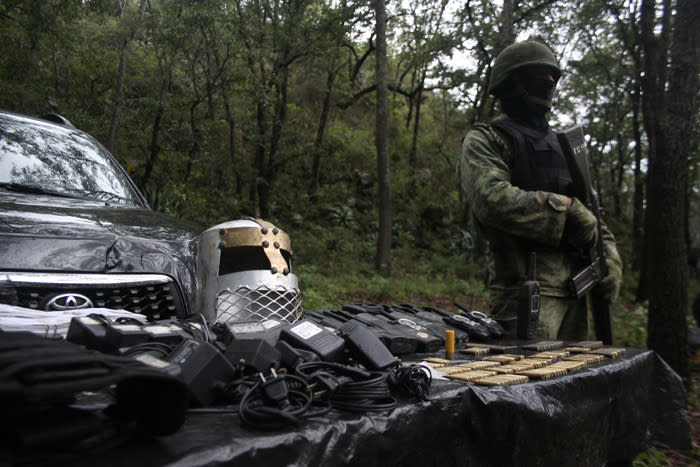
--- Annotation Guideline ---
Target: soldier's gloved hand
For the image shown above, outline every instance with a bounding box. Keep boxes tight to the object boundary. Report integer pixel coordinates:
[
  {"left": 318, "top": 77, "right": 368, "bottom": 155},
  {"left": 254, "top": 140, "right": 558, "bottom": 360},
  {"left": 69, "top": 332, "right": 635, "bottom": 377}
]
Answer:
[
  {"left": 564, "top": 198, "right": 598, "bottom": 250},
  {"left": 596, "top": 256, "right": 622, "bottom": 303}
]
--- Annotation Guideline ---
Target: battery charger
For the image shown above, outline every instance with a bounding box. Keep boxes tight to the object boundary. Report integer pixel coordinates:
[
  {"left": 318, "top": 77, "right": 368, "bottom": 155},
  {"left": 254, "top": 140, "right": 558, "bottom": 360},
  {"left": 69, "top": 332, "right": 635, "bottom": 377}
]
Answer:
[
  {"left": 221, "top": 319, "right": 284, "bottom": 345},
  {"left": 166, "top": 339, "right": 237, "bottom": 407},
  {"left": 279, "top": 319, "right": 345, "bottom": 362},
  {"left": 105, "top": 323, "right": 150, "bottom": 350},
  {"left": 66, "top": 316, "right": 111, "bottom": 352},
  {"left": 275, "top": 339, "right": 320, "bottom": 370},
  {"left": 224, "top": 338, "right": 281, "bottom": 372},
  {"left": 339, "top": 320, "right": 396, "bottom": 370}
]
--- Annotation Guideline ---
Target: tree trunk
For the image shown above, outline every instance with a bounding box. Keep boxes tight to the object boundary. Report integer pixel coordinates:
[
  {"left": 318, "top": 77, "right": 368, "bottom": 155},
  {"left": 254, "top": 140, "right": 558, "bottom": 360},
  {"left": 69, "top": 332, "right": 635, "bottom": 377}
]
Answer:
[
  {"left": 254, "top": 100, "right": 267, "bottom": 218},
  {"left": 636, "top": 0, "right": 667, "bottom": 303},
  {"left": 311, "top": 68, "right": 336, "bottom": 192},
  {"left": 632, "top": 82, "right": 644, "bottom": 271},
  {"left": 613, "top": 133, "right": 624, "bottom": 217},
  {"left": 108, "top": 41, "right": 128, "bottom": 152},
  {"left": 500, "top": 0, "right": 514, "bottom": 46},
  {"left": 610, "top": 0, "right": 646, "bottom": 274},
  {"left": 374, "top": 0, "right": 392, "bottom": 274},
  {"left": 139, "top": 105, "right": 163, "bottom": 188},
  {"left": 223, "top": 94, "right": 241, "bottom": 194},
  {"left": 642, "top": 0, "right": 700, "bottom": 380},
  {"left": 256, "top": 65, "right": 290, "bottom": 218},
  {"left": 408, "top": 71, "right": 425, "bottom": 166},
  {"left": 107, "top": 0, "right": 148, "bottom": 152}
]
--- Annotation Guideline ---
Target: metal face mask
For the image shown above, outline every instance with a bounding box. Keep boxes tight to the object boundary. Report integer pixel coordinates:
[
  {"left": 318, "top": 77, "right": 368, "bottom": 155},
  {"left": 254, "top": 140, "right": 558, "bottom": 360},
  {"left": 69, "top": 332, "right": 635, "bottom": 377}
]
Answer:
[{"left": 197, "top": 218, "right": 302, "bottom": 325}]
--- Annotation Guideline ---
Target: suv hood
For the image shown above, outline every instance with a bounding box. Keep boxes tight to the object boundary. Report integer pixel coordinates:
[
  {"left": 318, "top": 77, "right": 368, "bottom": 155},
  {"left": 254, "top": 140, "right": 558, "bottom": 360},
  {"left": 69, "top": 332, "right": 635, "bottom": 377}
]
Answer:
[{"left": 0, "top": 193, "right": 202, "bottom": 309}]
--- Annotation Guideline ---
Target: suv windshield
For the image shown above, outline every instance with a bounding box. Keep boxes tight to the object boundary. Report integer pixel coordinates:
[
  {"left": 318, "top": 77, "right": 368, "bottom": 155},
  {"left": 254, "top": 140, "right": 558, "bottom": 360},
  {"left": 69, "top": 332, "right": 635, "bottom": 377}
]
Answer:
[{"left": 0, "top": 113, "right": 139, "bottom": 205}]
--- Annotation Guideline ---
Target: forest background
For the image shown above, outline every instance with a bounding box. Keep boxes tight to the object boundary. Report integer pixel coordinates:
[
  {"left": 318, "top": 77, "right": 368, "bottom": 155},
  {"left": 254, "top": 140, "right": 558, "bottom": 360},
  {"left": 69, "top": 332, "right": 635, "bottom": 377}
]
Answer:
[{"left": 1, "top": 0, "right": 700, "bottom": 397}]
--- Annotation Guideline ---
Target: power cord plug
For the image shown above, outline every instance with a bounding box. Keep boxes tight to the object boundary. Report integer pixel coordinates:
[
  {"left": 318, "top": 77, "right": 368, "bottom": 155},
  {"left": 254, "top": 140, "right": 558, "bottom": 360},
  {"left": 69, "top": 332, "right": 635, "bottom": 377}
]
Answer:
[
  {"left": 260, "top": 369, "right": 290, "bottom": 410},
  {"left": 307, "top": 370, "right": 351, "bottom": 395}
]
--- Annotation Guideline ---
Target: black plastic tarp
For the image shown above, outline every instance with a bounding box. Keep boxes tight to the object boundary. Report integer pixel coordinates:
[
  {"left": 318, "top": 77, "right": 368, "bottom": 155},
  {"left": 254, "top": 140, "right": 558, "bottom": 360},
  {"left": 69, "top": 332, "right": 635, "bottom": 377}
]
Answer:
[{"left": 55, "top": 348, "right": 690, "bottom": 467}]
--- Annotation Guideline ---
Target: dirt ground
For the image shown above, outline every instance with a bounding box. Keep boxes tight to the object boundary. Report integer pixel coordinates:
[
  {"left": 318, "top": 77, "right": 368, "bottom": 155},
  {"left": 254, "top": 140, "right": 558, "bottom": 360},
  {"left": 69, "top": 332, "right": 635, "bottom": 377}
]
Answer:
[{"left": 649, "top": 408, "right": 700, "bottom": 466}]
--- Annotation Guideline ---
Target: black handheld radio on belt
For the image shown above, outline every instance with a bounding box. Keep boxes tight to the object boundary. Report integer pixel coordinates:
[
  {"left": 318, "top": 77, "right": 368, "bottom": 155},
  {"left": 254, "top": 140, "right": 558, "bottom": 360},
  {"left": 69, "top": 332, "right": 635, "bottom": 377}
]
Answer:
[{"left": 517, "top": 252, "right": 540, "bottom": 340}]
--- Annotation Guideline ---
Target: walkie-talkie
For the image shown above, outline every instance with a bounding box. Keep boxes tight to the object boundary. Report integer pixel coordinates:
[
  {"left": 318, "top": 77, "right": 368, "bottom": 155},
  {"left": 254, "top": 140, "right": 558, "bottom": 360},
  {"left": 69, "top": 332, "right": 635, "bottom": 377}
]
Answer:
[{"left": 517, "top": 252, "right": 541, "bottom": 340}]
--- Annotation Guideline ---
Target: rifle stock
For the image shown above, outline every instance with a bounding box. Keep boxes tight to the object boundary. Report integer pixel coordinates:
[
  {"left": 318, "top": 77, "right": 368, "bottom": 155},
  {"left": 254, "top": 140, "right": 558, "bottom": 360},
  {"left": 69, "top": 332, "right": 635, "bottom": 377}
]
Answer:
[{"left": 558, "top": 126, "right": 614, "bottom": 345}]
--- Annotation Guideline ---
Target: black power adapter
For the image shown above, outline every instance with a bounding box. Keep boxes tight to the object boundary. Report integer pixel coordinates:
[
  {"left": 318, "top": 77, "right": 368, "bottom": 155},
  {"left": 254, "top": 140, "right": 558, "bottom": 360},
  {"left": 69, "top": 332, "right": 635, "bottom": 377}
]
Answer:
[
  {"left": 224, "top": 338, "right": 282, "bottom": 373},
  {"left": 279, "top": 319, "right": 345, "bottom": 362},
  {"left": 339, "top": 320, "right": 396, "bottom": 370},
  {"left": 66, "top": 316, "right": 111, "bottom": 351},
  {"left": 275, "top": 340, "right": 320, "bottom": 370},
  {"left": 143, "top": 323, "right": 188, "bottom": 345},
  {"left": 166, "top": 339, "right": 237, "bottom": 407},
  {"left": 105, "top": 322, "right": 151, "bottom": 350},
  {"left": 221, "top": 319, "right": 284, "bottom": 345}
]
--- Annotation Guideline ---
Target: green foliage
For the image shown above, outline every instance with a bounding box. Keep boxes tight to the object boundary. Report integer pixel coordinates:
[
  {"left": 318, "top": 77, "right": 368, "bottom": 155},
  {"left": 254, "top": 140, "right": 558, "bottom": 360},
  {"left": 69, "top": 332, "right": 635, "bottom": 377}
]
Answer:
[
  {"left": 632, "top": 447, "right": 673, "bottom": 467},
  {"left": 613, "top": 302, "right": 648, "bottom": 349},
  {"left": 294, "top": 217, "right": 487, "bottom": 311}
]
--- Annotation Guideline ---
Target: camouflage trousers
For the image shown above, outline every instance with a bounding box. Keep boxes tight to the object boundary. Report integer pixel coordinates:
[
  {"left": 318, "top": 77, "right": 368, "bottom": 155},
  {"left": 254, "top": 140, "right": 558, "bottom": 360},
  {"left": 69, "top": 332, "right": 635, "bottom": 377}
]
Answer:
[{"left": 489, "top": 292, "right": 589, "bottom": 341}]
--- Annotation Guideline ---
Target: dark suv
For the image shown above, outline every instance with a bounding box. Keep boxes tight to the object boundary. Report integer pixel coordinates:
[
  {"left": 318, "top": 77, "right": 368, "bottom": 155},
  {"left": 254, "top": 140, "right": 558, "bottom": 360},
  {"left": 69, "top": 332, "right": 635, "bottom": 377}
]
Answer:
[{"left": 0, "top": 110, "right": 202, "bottom": 320}]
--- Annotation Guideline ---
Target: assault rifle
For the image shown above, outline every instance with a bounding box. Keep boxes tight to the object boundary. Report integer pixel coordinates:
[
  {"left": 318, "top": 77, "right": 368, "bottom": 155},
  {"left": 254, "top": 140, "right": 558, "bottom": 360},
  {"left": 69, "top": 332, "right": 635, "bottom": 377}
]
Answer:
[{"left": 558, "top": 125, "right": 613, "bottom": 344}]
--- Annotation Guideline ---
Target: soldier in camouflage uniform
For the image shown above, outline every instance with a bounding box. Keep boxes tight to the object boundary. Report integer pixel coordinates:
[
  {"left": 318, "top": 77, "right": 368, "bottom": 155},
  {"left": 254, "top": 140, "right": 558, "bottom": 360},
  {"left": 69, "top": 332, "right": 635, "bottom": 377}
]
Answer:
[{"left": 458, "top": 40, "right": 623, "bottom": 340}]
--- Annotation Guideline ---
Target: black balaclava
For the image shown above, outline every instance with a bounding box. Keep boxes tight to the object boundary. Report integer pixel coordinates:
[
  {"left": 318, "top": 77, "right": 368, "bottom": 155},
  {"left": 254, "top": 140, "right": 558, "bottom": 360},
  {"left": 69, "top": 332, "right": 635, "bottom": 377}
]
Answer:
[{"left": 500, "top": 66, "right": 557, "bottom": 131}]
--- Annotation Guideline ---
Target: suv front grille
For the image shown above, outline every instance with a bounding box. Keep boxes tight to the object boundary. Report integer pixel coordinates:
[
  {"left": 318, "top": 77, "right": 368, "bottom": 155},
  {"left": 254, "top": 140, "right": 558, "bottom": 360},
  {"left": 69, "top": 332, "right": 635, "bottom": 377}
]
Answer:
[{"left": 0, "top": 272, "right": 186, "bottom": 321}]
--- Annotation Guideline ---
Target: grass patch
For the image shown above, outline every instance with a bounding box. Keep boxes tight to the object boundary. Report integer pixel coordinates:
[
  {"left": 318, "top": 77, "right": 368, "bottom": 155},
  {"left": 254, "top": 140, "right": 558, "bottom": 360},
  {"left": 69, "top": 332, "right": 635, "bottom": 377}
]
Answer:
[
  {"left": 296, "top": 245, "right": 488, "bottom": 311},
  {"left": 293, "top": 226, "right": 488, "bottom": 311}
]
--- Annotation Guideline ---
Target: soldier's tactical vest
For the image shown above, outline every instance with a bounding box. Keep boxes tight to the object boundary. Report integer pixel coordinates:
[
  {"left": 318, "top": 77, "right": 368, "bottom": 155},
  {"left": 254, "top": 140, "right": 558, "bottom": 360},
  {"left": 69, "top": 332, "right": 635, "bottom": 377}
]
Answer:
[{"left": 491, "top": 118, "right": 575, "bottom": 197}]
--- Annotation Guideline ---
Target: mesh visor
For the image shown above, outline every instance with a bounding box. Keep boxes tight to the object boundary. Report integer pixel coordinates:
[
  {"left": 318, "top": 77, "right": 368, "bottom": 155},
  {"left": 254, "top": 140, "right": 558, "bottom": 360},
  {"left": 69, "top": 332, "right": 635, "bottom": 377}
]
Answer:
[
  {"left": 216, "top": 271, "right": 302, "bottom": 324},
  {"left": 198, "top": 218, "right": 302, "bottom": 325}
]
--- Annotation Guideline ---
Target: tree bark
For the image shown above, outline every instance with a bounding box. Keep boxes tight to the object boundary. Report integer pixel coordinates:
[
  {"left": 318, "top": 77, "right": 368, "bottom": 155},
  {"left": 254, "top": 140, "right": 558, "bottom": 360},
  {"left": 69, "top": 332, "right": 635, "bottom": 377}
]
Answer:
[
  {"left": 107, "top": 0, "right": 148, "bottom": 152},
  {"left": 500, "top": 0, "right": 514, "bottom": 46},
  {"left": 632, "top": 81, "right": 644, "bottom": 271},
  {"left": 374, "top": 0, "right": 392, "bottom": 274},
  {"left": 636, "top": 0, "right": 666, "bottom": 302},
  {"left": 408, "top": 70, "right": 425, "bottom": 166},
  {"left": 311, "top": 68, "right": 336, "bottom": 192},
  {"left": 139, "top": 105, "right": 163, "bottom": 188},
  {"left": 642, "top": 0, "right": 700, "bottom": 379}
]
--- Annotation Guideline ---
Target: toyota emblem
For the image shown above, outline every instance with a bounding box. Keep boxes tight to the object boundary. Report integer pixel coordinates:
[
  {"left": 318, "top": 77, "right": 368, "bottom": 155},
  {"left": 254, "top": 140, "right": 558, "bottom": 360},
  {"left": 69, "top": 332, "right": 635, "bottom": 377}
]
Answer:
[{"left": 46, "top": 293, "right": 94, "bottom": 311}]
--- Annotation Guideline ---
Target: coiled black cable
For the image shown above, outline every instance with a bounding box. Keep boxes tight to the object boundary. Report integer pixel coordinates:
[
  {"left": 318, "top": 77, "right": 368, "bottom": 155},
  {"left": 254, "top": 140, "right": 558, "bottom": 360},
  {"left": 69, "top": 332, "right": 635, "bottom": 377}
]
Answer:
[
  {"left": 295, "top": 361, "right": 397, "bottom": 413},
  {"left": 238, "top": 370, "right": 332, "bottom": 429},
  {"left": 390, "top": 364, "right": 432, "bottom": 401}
]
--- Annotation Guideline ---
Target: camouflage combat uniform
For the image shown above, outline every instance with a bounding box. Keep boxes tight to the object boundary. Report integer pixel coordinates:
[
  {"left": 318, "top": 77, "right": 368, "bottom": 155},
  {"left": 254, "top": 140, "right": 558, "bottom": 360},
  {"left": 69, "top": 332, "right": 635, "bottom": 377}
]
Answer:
[{"left": 458, "top": 119, "right": 623, "bottom": 340}]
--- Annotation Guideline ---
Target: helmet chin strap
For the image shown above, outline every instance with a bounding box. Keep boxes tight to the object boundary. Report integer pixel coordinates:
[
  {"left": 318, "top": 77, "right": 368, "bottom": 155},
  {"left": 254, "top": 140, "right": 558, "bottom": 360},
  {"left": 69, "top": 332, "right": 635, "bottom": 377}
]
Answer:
[
  {"left": 512, "top": 80, "right": 554, "bottom": 114},
  {"left": 524, "top": 94, "right": 553, "bottom": 110}
]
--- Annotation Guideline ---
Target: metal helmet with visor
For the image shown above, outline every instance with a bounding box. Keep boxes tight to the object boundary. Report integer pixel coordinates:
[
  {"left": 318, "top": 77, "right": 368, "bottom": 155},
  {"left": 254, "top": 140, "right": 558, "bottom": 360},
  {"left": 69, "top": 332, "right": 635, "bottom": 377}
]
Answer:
[{"left": 197, "top": 218, "right": 302, "bottom": 325}]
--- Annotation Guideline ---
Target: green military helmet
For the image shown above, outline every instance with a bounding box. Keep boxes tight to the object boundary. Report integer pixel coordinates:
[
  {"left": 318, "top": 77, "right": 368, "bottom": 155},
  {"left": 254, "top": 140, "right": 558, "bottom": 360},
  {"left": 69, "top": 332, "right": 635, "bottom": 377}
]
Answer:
[{"left": 488, "top": 40, "right": 561, "bottom": 97}]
